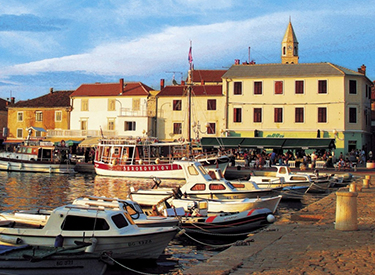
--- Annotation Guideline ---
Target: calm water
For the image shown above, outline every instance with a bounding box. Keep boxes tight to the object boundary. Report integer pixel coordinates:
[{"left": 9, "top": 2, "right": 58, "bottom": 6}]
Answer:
[{"left": 0, "top": 171, "right": 338, "bottom": 274}]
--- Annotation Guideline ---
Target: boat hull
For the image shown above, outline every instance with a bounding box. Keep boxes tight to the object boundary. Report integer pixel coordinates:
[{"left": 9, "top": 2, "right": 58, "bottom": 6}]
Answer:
[
  {"left": 0, "top": 245, "right": 109, "bottom": 275},
  {"left": 180, "top": 208, "right": 274, "bottom": 236},
  {"left": 0, "top": 228, "right": 177, "bottom": 260},
  {"left": 0, "top": 158, "right": 76, "bottom": 174}
]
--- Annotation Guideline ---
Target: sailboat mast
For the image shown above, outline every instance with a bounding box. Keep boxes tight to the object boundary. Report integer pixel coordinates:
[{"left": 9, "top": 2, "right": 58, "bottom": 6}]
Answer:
[{"left": 187, "top": 41, "right": 193, "bottom": 142}]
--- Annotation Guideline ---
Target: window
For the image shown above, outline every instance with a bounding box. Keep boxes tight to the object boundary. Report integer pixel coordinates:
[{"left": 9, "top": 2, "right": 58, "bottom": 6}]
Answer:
[
  {"left": 209, "top": 184, "right": 226, "bottom": 190},
  {"left": 35, "top": 131, "right": 42, "bottom": 137},
  {"left": 295, "top": 107, "right": 304, "bottom": 123},
  {"left": 207, "top": 99, "right": 216, "bottom": 110},
  {"left": 318, "top": 107, "right": 327, "bottom": 123},
  {"left": 207, "top": 123, "right": 216, "bottom": 134},
  {"left": 173, "top": 100, "right": 182, "bottom": 111},
  {"left": 108, "top": 118, "right": 115, "bottom": 131},
  {"left": 254, "top": 81, "right": 262, "bottom": 95},
  {"left": 318, "top": 80, "right": 327, "bottom": 94},
  {"left": 61, "top": 215, "right": 109, "bottom": 231},
  {"left": 295, "top": 80, "right": 304, "bottom": 94},
  {"left": 173, "top": 123, "right": 182, "bottom": 134},
  {"left": 111, "top": 214, "right": 129, "bottom": 229},
  {"left": 81, "top": 120, "right": 87, "bottom": 130},
  {"left": 36, "top": 111, "right": 43, "bottom": 122},
  {"left": 275, "top": 81, "right": 283, "bottom": 94},
  {"left": 108, "top": 99, "right": 116, "bottom": 111},
  {"left": 17, "top": 112, "right": 23, "bottom": 122},
  {"left": 274, "top": 108, "right": 283, "bottom": 123},
  {"left": 254, "top": 108, "right": 262, "bottom": 123},
  {"left": 125, "top": 121, "right": 136, "bottom": 131},
  {"left": 349, "top": 80, "right": 357, "bottom": 94},
  {"left": 81, "top": 99, "right": 89, "bottom": 111},
  {"left": 233, "top": 108, "right": 242, "bottom": 123},
  {"left": 55, "top": 111, "right": 62, "bottom": 122},
  {"left": 234, "top": 82, "right": 242, "bottom": 95},
  {"left": 191, "top": 184, "right": 205, "bottom": 191},
  {"left": 133, "top": 98, "right": 140, "bottom": 111},
  {"left": 349, "top": 107, "right": 357, "bottom": 123},
  {"left": 17, "top": 128, "right": 23, "bottom": 138}
]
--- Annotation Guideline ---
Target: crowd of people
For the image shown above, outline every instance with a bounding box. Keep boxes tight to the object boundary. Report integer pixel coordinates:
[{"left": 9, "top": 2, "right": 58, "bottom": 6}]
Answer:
[{"left": 229, "top": 147, "right": 372, "bottom": 171}]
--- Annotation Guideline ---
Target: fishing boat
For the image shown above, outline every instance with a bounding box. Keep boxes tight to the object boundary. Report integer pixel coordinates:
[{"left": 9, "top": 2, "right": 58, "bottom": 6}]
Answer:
[
  {"left": 130, "top": 160, "right": 280, "bottom": 205},
  {"left": 178, "top": 208, "right": 275, "bottom": 236},
  {"left": 0, "top": 202, "right": 177, "bottom": 260},
  {"left": 0, "top": 244, "right": 111, "bottom": 275},
  {"left": 0, "top": 127, "right": 75, "bottom": 174},
  {"left": 94, "top": 137, "right": 230, "bottom": 179}
]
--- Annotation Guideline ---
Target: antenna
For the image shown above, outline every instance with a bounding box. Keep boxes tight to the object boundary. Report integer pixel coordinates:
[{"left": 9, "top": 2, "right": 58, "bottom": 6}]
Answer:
[{"left": 165, "top": 71, "right": 183, "bottom": 84}]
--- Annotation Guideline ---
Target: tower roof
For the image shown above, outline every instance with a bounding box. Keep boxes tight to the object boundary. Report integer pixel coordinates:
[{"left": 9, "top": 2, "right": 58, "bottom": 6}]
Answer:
[{"left": 282, "top": 21, "right": 298, "bottom": 43}]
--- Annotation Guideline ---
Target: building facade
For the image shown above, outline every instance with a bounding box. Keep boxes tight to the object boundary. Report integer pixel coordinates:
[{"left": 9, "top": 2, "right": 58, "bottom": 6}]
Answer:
[
  {"left": 69, "top": 79, "right": 155, "bottom": 139},
  {"left": 222, "top": 21, "right": 372, "bottom": 155},
  {"left": 6, "top": 90, "right": 73, "bottom": 141}
]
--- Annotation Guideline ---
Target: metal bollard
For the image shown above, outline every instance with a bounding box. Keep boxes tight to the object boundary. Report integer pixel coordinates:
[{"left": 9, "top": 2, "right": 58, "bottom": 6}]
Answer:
[
  {"left": 363, "top": 178, "right": 369, "bottom": 189},
  {"left": 335, "top": 191, "right": 358, "bottom": 231},
  {"left": 349, "top": 182, "right": 356, "bottom": 192}
]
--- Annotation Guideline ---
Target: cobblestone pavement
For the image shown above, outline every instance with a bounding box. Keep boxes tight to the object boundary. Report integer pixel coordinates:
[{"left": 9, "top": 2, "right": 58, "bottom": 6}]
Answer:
[{"left": 183, "top": 174, "right": 375, "bottom": 275}]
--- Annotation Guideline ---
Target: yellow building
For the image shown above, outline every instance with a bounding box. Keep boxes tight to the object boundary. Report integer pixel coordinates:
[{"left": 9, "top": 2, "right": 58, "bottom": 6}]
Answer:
[
  {"left": 6, "top": 89, "right": 73, "bottom": 142},
  {"left": 156, "top": 70, "right": 227, "bottom": 141},
  {"left": 222, "top": 21, "right": 373, "bottom": 155}
]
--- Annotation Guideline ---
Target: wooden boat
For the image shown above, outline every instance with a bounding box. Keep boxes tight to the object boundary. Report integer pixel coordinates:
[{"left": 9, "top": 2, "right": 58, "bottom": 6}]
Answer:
[
  {"left": 0, "top": 202, "right": 177, "bottom": 260},
  {"left": 178, "top": 208, "right": 275, "bottom": 236},
  {"left": 0, "top": 140, "right": 75, "bottom": 174},
  {"left": 130, "top": 160, "right": 280, "bottom": 205},
  {"left": 94, "top": 137, "right": 230, "bottom": 179},
  {"left": 0, "top": 244, "right": 111, "bottom": 275}
]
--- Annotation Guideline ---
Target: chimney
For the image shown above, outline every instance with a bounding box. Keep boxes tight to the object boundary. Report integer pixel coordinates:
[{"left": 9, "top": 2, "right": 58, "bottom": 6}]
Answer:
[
  {"left": 235, "top": 59, "right": 240, "bottom": 65},
  {"left": 50, "top": 88, "right": 53, "bottom": 94},
  {"left": 358, "top": 64, "right": 366, "bottom": 75},
  {"left": 160, "top": 79, "right": 165, "bottom": 90},
  {"left": 181, "top": 80, "right": 185, "bottom": 85},
  {"left": 11, "top": 97, "right": 15, "bottom": 104},
  {"left": 201, "top": 79, "right": 204, "bottom": 85},
  {"left": 119, "top": 78, "right": 124, "bottom": 95}
]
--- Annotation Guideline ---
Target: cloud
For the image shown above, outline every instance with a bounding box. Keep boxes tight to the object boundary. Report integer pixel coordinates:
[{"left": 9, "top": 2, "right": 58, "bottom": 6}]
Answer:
[{"left": 0, "top": 14, "right": 67, "bottom": 32}]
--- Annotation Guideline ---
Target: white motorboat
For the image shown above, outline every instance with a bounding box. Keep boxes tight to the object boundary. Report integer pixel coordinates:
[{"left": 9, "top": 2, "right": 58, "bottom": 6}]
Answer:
[
  {"left": 0, "top": 244, "right": 111, "bottom": 275},
  {"left": 0, "top": 202, "right": 177, "bottom": 260},
  {"left": 130, "top": 160, "right": 280, "bottom": 205},
  {"left": 167, "top": 195, "right": 282, "bottom": 214}
]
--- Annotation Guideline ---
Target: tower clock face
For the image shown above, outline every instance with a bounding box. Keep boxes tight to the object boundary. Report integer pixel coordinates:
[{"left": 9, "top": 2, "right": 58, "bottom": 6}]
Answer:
[{"left": 288, "top": 45, "right": 293, "bottom": 50}]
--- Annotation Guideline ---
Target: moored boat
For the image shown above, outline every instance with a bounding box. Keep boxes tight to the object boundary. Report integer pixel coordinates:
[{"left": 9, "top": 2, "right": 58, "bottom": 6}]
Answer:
[
  {"left": 94, "top": 137, "right": 230, "bottom": 179},
  {"left": 0, "top": 244, "right": 111, "bottom": 275},
  {"left": 0, "top": 202, "right": 177, "bottom": 260}
]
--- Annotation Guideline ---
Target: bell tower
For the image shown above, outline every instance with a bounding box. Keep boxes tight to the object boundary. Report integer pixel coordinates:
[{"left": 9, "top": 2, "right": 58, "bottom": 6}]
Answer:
[{"left": 281, "top": 19, "right": 299, "bottom": 64}]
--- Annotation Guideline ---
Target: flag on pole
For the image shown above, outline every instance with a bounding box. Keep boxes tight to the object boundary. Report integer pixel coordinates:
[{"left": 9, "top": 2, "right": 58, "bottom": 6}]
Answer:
[{"left": 188, "top": 41, "right": 193, "bottom": 70}]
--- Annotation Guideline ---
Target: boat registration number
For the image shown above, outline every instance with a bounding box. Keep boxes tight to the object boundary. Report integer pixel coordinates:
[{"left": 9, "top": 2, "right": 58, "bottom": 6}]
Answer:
[
  {"left": 56, "top": 260, "right": 74, "bottom": 266},
  {"left": 127, "top": 239, "right": 152, "bottom": 247}
]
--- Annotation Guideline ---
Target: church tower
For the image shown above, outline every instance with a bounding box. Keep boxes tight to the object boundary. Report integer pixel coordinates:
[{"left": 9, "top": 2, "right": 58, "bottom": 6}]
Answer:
[{"left": 281, "top": 19, "right": 299, "bottom": 64}]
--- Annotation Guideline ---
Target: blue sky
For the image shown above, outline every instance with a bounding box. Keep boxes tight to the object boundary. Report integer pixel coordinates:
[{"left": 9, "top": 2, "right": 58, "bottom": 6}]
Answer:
[{"left": 0, "top": 0, "right": 374, "bottom": 101}]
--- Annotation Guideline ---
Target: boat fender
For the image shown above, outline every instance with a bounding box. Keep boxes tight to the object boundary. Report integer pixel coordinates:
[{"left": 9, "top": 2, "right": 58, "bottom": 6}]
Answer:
[
  {"left": 54, "top": 234, "right": 64, "bottom": 247},
  {"left": 85, "top": 237, "right": 98, "bottom": 253},
  {"left": 267, "top": 214, "right": 276, "bottom": 223},
  {"left": 0, "top": 234, "right": 22, "bottom": 244}
]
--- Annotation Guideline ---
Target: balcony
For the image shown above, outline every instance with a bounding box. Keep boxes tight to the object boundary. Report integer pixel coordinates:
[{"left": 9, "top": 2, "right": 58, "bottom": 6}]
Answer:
[{"left": 47, "top": 129, "right": 117, "bottom": 138}]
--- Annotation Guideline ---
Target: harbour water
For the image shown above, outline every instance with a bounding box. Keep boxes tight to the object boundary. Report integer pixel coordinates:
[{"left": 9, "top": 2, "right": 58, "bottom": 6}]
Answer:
[{"left": 0, "top": 171, "right": 338, "bottom": 274}]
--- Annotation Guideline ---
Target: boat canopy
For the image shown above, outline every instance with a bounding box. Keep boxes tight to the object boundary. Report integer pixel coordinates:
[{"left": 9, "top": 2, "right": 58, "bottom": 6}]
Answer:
[{"left": 201, "top": 137, "right": 336, "bottom": 150}]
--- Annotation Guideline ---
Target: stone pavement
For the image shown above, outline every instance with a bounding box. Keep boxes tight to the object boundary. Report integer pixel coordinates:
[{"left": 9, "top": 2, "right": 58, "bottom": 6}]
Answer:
[{"left": 183, "top": 174, "right": 375, "bottom": 275}]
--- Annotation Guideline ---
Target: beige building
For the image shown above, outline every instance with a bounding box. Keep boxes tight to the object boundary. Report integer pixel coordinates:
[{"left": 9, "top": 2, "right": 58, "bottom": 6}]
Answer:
[
  {"left": 221, "top": 21, "right": 372, "bottom": 155},
  {"left": 156, "top": 70, "right": 226, "bottom": 141}
]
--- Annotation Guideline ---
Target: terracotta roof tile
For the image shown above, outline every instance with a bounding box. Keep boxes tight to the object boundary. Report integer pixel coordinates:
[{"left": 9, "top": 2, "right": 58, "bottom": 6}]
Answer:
[
  {"left": 71, "top": 81, "right": 153, "bottom": 97},
  {"left": 158, "top": 85, "right": 222, "bottom": 96},
  {"left": 191, "top": 70, "right": 227, "bottom": 83},
  {"left": 10, "top": 90, "right": 73, "bottom": 108}
]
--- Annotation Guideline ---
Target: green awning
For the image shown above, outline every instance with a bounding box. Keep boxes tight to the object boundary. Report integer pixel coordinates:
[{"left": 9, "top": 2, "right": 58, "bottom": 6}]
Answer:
[
  {"left": 200, "top": 137, "right": 244, "bottom": 147},
  {"left": 240, "top": 138, "right": 285, "bottom": 148},
  {"left": 282, "top": 138, "right": 335, "bottom": 149},
  {"left": 201, "top": 137, "right": 335, "bottom": 150}
]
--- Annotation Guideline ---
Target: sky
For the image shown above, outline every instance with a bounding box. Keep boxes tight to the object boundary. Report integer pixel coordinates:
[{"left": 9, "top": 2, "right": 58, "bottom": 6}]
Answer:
[{"left": 0, "top": 0, "right": 374, "bottom": 101}]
